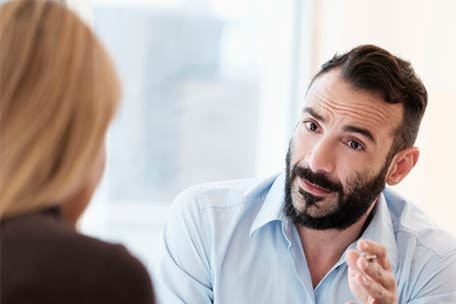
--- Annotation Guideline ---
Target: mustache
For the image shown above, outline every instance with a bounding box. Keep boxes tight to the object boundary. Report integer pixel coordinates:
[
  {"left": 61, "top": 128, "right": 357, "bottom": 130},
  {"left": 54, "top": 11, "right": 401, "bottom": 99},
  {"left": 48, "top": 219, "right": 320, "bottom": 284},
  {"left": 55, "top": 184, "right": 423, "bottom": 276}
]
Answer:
[{"left": 292, "top": 166, "right": 343, "bottom": 193}]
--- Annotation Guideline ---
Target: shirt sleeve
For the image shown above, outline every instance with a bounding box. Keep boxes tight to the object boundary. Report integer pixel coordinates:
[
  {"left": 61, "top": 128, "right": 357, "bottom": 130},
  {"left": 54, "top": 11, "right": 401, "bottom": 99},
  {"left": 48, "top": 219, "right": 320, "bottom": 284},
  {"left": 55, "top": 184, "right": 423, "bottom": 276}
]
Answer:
[
  {"left": 157, "top": 188, "right": 213, "bottom": 304},
  {"left": 407, "top": 249, "right": 456, "bottom": 304}
]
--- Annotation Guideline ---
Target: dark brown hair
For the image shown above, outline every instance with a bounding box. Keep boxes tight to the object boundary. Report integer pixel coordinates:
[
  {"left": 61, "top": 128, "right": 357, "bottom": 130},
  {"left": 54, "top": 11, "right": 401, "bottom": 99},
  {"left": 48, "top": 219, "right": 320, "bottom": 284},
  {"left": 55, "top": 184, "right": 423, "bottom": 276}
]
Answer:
[{"left": 311, "top": 44, "right": 427, "bottom": 154}]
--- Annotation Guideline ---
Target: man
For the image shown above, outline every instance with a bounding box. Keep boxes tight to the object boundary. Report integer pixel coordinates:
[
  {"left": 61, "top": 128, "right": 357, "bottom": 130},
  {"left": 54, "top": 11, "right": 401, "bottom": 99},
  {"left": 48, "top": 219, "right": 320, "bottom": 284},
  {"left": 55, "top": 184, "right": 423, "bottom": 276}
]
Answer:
[{"left": 157, "top": 45, "right": 456, "bottom": 303}]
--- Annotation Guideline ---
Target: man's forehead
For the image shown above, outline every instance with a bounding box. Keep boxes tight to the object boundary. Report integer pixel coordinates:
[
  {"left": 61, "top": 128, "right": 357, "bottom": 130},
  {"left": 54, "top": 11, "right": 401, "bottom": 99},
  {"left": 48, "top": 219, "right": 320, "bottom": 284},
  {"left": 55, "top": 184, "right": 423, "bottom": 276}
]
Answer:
[{"left": 303, "top": 70, "right": 404, "bottom": 135}]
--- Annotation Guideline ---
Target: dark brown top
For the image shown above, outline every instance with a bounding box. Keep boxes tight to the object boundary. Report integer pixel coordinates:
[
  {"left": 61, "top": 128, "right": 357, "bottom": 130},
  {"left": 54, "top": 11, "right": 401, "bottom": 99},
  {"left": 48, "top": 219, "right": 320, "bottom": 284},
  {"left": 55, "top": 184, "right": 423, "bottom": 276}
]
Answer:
[{"left": 0, "top": 207, "right": 155, "bottom": 304}]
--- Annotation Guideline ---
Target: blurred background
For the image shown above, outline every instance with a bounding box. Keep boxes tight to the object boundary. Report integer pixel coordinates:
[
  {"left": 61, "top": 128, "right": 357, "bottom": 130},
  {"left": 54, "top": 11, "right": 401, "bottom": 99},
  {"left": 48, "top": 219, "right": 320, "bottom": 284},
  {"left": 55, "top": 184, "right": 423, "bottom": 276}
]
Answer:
[{"left": 58, "top": 0, "right": 456, "bottom": 276}]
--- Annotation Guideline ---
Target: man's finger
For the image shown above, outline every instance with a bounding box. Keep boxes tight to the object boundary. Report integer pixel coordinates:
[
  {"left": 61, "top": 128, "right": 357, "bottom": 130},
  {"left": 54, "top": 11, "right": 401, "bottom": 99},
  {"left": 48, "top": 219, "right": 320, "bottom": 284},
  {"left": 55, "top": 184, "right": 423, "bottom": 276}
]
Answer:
[
  {"left": 357, "top": 240, "right": 392, "bottom": 271},
  {"left": 346, "top": 249, "right": 362, "bottom": 271},
  {"left": 355, "top": 272, "right": 395, "bottom": 304},
  {"left": 356, "top": 255, "right": 397, "bottom": 290}
]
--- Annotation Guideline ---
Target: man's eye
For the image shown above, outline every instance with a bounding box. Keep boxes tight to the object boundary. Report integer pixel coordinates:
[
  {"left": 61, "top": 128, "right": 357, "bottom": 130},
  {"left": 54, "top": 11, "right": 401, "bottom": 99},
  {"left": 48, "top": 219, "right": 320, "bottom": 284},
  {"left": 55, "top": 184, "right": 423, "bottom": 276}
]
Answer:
[
  {"left": 347, "top": 140, "right": 364, "bottom": 151},
  {"left": 304, "top": 121, "right": 318, "bottom": 132}
]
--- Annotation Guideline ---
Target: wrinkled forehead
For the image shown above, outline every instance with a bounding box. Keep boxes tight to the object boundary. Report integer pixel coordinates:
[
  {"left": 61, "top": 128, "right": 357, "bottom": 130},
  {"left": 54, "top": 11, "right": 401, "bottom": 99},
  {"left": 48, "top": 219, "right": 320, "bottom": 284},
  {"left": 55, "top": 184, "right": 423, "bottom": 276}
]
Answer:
[{"left": 304, "top": 69, "right": 404, "bottom": 137}]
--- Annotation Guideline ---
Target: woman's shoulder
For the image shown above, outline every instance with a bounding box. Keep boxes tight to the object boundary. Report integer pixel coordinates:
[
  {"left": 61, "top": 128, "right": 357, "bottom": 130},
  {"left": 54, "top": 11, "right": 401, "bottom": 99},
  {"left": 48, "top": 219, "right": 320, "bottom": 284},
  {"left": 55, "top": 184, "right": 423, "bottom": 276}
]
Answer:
[{"left": 1, "top": 209, "right": 155, "bottom": 304}]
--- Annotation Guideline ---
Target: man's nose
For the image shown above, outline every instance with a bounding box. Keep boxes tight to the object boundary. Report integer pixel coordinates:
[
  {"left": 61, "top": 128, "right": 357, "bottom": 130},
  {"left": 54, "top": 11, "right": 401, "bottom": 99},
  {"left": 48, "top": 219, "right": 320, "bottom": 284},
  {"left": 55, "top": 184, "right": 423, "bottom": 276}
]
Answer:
[{"left": 307, "top": 139, "right": 335, "bottom": 174}]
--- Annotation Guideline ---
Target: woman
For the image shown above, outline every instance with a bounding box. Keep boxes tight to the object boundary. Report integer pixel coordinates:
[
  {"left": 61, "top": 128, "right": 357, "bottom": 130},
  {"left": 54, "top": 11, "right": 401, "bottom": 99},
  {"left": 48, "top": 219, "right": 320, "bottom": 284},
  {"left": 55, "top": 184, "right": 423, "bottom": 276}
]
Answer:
[{"left": 0, "top": 1, "right": 155, "bottom": 303}]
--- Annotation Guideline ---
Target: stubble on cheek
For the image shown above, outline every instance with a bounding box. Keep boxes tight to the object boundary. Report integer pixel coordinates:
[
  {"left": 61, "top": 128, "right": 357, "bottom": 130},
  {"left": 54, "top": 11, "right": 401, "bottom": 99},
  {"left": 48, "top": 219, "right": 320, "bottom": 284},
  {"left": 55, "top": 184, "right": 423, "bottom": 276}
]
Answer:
[
  {"left": 290, "top": 185, "right": 306, "bottom": 213},
  {"left": 291, "top": 181, "right": 341, "bottom": 218}
]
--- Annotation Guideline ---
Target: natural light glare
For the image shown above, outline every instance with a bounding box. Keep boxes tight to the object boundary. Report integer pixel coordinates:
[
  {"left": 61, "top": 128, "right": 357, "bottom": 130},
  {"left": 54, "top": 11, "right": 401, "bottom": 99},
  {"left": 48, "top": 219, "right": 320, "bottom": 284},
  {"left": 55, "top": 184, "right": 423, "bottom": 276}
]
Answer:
[{"left": 79, "top": 0, "right": 302, "bottom": 273}]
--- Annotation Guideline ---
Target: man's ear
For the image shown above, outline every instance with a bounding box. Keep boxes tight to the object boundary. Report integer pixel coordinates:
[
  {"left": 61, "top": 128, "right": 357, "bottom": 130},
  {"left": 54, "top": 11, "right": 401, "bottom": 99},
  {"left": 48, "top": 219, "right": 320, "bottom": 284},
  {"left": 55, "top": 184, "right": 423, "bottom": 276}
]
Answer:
[{"left": 386, "top": 147, "right": 419, "bottom": 186}]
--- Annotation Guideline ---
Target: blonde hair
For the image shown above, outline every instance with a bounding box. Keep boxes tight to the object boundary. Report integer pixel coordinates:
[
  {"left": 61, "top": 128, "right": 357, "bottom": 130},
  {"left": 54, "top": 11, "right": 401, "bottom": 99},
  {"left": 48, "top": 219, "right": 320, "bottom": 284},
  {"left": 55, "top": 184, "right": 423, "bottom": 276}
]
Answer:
[{"left": 0, "top": 0, "right": 120, "bottom": 218}]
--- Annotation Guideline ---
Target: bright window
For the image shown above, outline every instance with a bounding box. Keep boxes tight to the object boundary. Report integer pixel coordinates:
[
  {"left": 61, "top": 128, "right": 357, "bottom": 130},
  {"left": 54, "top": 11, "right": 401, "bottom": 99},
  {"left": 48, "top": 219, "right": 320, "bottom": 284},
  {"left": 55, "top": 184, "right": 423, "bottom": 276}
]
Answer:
[{"left": 77, "top": 0, "right": 312, "bottom": 273}]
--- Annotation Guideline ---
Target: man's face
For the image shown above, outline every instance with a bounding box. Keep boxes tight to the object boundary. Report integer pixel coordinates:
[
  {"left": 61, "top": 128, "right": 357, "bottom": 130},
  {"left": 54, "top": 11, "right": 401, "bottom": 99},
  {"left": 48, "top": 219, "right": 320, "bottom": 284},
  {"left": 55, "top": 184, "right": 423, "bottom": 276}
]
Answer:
[{"left": 284, "top": 69, "right": 403, "bottom": 230}]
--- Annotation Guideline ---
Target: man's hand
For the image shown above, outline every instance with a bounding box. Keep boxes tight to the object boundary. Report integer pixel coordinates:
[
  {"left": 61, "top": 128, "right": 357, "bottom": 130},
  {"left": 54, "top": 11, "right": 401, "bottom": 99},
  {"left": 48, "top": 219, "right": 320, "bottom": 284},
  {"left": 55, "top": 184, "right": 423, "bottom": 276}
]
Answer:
[{"left": 345, "top": 240, "right": 398, "bottom": 304}]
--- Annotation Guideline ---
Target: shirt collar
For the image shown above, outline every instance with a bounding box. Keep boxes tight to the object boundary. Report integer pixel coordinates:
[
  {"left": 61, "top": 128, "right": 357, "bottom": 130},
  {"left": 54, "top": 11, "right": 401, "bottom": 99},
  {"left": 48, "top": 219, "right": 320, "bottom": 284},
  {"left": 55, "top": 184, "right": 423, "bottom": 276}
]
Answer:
[
  {"left": 249, "top": 172, "right": 286, "bottom": 237},
  {"left": 248, "top": 172, "right": 398, "bottom": 270}
]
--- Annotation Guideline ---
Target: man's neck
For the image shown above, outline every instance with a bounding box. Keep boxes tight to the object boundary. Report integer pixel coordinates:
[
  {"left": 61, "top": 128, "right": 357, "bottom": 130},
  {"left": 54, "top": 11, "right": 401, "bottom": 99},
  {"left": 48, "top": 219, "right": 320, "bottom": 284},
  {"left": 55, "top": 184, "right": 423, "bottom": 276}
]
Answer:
[{"left": 297, "top": 201, "right": 377, "bottom": 288}]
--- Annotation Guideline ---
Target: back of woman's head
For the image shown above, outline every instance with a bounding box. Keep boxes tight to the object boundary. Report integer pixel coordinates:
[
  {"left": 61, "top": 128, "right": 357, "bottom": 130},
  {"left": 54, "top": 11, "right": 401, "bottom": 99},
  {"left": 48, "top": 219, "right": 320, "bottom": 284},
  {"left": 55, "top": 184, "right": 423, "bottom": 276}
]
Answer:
[{"left": 0, "top": 0, "right": 120, "bottom": 218}]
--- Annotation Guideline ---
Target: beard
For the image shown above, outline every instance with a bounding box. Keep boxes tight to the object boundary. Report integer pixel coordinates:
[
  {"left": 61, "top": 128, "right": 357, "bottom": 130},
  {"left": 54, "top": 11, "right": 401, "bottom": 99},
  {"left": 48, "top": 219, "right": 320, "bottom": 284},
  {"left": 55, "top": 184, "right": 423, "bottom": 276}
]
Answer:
[{"left": 284, "top": 143, "right": 391, "bottom": 231}]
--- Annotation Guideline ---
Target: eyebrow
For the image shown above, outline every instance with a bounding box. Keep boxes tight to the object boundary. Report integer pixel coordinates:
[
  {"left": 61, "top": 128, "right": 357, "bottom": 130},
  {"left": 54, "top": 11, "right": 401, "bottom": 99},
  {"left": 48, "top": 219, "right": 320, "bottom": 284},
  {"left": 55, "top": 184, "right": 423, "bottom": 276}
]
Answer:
[
  {"left": 302, "top": 107, "right": 376, "bottom": 143},
  {"left": 343, "top": 125, "right": 376, "bottom": 143},
  {"left": 302, "top": 107, "right": 325, "bottom": 122}
]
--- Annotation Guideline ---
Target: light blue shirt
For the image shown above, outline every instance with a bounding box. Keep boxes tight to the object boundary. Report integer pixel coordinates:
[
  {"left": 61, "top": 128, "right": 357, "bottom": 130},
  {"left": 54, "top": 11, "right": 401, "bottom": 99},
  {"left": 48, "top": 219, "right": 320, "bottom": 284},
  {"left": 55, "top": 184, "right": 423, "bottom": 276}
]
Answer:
[{"left": 157, "top": 172, "right": 456, "bottom": 303}]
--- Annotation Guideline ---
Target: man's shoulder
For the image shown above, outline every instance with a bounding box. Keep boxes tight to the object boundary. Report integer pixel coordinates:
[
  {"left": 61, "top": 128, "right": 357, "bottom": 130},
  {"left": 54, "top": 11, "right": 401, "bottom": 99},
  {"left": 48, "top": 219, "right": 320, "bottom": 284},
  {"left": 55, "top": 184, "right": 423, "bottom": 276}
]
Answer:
[
  {"left": 383, "top": 188, "right": 456, "bottom": 258},
  {"left": 382, "top": 190, "right": 456, "bottom": 301},
  {"left": 172, "top": 175, "right": 276, "bottom": 212}
]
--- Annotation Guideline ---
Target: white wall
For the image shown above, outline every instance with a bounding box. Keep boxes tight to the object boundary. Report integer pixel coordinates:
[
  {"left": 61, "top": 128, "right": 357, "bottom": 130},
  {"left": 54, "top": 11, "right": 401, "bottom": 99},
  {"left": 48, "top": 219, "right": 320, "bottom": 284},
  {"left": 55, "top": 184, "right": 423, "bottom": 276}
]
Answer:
[{"left": 309, "top": 0, "right": 456, "bottom": 235}]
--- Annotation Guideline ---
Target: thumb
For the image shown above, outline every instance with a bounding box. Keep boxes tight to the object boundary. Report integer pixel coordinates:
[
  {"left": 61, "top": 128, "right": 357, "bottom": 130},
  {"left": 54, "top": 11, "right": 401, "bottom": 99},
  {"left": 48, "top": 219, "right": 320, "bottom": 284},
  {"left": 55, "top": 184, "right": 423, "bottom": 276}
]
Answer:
[{"left": 346, "top": 249, "right": 361, "bottom": 270}]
